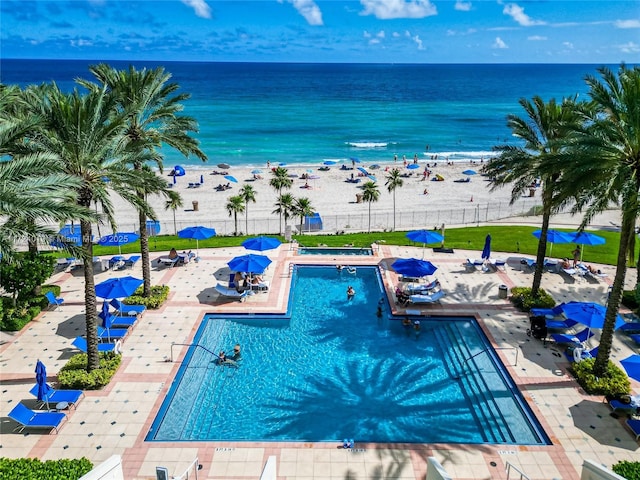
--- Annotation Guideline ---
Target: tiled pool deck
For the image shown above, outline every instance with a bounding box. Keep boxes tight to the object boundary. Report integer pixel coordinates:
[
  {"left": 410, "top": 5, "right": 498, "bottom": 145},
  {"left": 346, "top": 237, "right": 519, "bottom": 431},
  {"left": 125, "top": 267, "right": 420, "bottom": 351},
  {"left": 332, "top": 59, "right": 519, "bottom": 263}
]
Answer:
[{"left": 1, "top": 243, "right": 638, "bottom": 479}]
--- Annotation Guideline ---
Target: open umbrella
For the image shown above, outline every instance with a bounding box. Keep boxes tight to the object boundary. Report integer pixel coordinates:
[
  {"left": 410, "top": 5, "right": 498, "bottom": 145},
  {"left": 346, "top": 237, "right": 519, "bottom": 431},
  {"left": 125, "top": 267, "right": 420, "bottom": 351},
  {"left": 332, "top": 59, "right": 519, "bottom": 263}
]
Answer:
[
  {"left": 98, "top": 232, "right": 140, "bottom": 254},
  {"left": 407, "top": 163, "right": 420, "bottom": 170},
  {"left": 570, "top": 232, "right": 606, "bottom": 261},
  {"left": 462, "top": 169, "right": 477, "bottom": 175},
  {"left": 367, "top": 175, "right": 377, "bottom": 182},
  {"left": 406, "top": 230, "right": 444, "bottom": 259},
  {"left": 560, "top": 301, "right": 625, "bottom": 343},
  {"left": 357, "top": 167, "right": 368, "bottom": 176},
  {"left": 350, "top": 157, "right": 360, "bottom": 163},
  {"left": 532, "top": 229, "right": 574, "bottom": 254},
  {"left": 391, "top": 258, "right": 438, "bottom": 277},
  {"left": 35, "top": 360, "right": 51, "bottom": 404},
  {"left": 224, "top": 175, "right": 238, "bottom": 183},
  {"left": 620, "top": 355, "right": 640, "bottom": 382},
  {"left": 50, "top": 228, "right": 84, "bottom": 248},
  {"left": 251, "top": 169, "right": 263, "bottom": 174},
  {"left": 242, "top": 236, "right": 281, "bottom": 252},
  {"left": 228, "top": 253, "right": 272, "bottom": 273},
  {"left": 177, "top": 226, "right": 216, "bottom": 255},
  {"left": 95, "top": 276, "right": 143, "bottom": 299},
  {"left": 218, "top": 163, "right": 231, "bottom": 169},
  {"left": 323, "top": 160, "right": 336, "bottom": 165},
  {"left": 481, "top": 234, "right": 492, "bottom": 260}
]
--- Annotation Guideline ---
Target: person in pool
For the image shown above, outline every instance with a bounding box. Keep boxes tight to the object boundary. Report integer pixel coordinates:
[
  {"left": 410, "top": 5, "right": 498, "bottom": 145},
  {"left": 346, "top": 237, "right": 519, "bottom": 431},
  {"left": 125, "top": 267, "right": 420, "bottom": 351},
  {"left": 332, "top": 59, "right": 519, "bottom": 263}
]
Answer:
[
  {"left": 217, "top": 350, "right": 227, "bottom": 364},
  {"left": 231, "top": 344, "right": 241, "bottom": 361},
  {"left": 346, "top": 286, "right": 355, "bottom": 300}
]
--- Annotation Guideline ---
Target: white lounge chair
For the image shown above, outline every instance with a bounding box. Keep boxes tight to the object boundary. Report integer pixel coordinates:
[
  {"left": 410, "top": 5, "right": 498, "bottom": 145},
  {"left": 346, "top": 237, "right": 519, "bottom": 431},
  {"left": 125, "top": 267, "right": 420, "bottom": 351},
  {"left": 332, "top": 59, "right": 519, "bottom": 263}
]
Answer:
[
  {"left": 409, "top": 290, "right": 445, "bottom": 304},
  {"left": 214, "top": 283, "right": 248, "bottom": 301}
]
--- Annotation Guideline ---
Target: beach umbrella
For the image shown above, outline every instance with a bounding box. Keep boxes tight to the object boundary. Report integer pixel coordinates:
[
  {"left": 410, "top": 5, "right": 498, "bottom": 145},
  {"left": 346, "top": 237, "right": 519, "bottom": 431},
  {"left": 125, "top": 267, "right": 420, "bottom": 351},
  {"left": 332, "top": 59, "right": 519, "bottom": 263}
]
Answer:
[
  {"left": 224, "top": 175, "right": 238, "bottom": 183},
  {"left": 50, "top": 229, "right": 84, "bottom": 248},
  {"left": 242, "top": 236, "right": 281, "bottom": 252},
  {"left": 367, "top": 175, "right": 377, "bottom": 182},
  {"left": 407, "top": 163, "right": 420, "bottom": 170},
  {"left": 217, "top": 163, "right": 231, "bottom": 169},
  {"left": 227, "top": 253, "right": 272, "bottom": 274},
  {"left": 323, "top": 160, "right": 336, "bottom": 165},
  {"left": 532, "top": 229, "right": 574, "bottom": 254},
  {"left": 251, "top": 169, "right": 263, "bottom": 174},
  {"left": 462, "top": 169, "right": 477, "bottom": 175},
  {"left": 350, "top": 157, "right": 360, "bottom": 163},
  {"left": 481, "top": 234, "right": 492, "bottom": 260},
  {"left": 620, "top": 355, "right": 640, "bottom": 382},
  {"left": 178, "top": 226, "right": 216, "bottom": 255},
  {"left": 357, "top": 166, "right": 368, "bottom": 176},
  {"left": 391, "top": 258, "right": 438, "bottom": 277},
  {"left": 172, "top": 165, "right": 186, "bottom": 176},
  {"left": 35, "top": 360, "right": 51, "bottom": 404},
  {"left": 98, "top": 232, "right": 139, "bottom": 254},
  {"left": 95, "top": 276, "right": 143, "bottom": 299},
  {"left": 560, "top": 301, "right": 625, "bottom": 342},
  {"left": 278, "top": 162, "right": 287, "bottom": 167},
  {"left": 570, "top": 232, "right": 606, "bottom": 261},
  {"left": 406, "top": 230, "right": 444, "bottom": 259}
]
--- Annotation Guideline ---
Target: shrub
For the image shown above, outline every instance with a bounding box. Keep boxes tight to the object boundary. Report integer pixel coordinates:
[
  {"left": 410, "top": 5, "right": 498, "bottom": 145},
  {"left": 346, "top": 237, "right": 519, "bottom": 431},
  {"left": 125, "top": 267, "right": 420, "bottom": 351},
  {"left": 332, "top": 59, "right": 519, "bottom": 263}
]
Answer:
[
  {"left": 509, "top": 286, "right": 556, "bottom": 312},
  {"left": 58, "top": 352, "right": 122, "bottom": 390},
  {"left": 125, "top": 284, "right": 170, "bottom": 309},
  {"left": 0, "top": 303, "right": 41, "bottom": 331},
  {"left": 0, "top": 253, "right": 55, "bottom": 304},
  {"left": 612, "top": 460, "right": 640, "bottom": 480},
  {"left": 570, "top": 358, "right": 631, "bottom": 396},
  {"left": 0, "top": 457, "right": 92, "bottom": 479},
  {"left": 622, "top": 289, "right": 639, "bottom": 311}
]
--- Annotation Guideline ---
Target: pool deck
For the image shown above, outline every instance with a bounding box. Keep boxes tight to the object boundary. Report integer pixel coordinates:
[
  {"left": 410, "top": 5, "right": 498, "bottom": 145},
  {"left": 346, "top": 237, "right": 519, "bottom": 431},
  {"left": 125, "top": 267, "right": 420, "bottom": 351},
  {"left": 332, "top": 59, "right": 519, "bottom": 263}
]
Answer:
[{"left": 1, "top": 243, "right": 638, "bottom": 479}]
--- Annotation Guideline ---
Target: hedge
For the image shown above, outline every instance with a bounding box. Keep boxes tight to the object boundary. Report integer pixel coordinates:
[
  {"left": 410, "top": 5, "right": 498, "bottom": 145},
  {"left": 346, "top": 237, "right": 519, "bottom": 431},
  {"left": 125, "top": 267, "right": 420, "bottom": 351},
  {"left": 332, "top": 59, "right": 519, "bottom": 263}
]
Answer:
[
  {"left": 58, "top": 352, "right": 122, "bottom": 390},
  {"left": 0, "top": 457, "right": 92, "bottom": 480}
]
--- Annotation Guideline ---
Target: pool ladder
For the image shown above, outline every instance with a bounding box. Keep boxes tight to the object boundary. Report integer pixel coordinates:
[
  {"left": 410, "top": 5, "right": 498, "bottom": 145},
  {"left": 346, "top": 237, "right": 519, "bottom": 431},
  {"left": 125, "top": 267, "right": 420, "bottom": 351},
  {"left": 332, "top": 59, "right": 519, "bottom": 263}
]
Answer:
[{"left": 169, "top": 343, "right": 218, "bottom": 363}]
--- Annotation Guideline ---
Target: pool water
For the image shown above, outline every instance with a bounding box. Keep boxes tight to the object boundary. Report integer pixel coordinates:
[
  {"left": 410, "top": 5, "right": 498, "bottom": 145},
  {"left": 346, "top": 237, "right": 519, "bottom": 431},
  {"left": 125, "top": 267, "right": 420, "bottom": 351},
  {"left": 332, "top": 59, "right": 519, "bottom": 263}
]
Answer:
[
  {"left": 298, "top": 247, "right": 373, "bottom": 255},
  {"left": 148, "top": 266, "right": 548, "bottom": 444}
]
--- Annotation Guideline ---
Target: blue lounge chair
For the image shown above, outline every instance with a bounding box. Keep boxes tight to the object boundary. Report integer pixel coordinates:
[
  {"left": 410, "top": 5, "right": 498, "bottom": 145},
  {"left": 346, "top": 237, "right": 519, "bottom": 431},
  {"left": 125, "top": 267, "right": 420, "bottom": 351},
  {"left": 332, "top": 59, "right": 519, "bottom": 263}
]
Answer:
[
  {"left": 564, "top": 346, "right": 598, "bottom": 363},
  {"left": 97, "top": 325, "right": 129, "bottom": 342},
  {"left": 630, "top": 334, "right": 640, "bottom": 346},
  {"left": 45, "top": 291, "right": 64, "bottom": 310},
  {"left": 551, "top": 328, "right": 594, "bottom": 347},
  {"left": 609, "top": 395, "right": 640, "bottom": 415},
  {"left": 99, "top": 309, "right": 137, "bottom": 328},
  {"left": 72, "top": 336, "right": 122, "bottom": 354},
  {"left": 531, "top": 303, "right": 566, "bottom": 319},
  {"left": 123, "top": 255, "right": 141, "bottom": 269},
  {"left": 619, "top": 322, "right": 640, "bottom": 334},
  {"left": 546, "top": 318, "right": 579, "bottom": 331},
  {"left": 28, "top": 384, "right": 84, "bottom": 410},
  {"left": 626, "top": 419, "right": 640, "bottom": 441},
  {"left": 8, "top": 403, "right": 66, "bottom": 434},
  {"left": 108, "top": 256, "right": 125, "bottom": 270},
  {"left": 110, "top": 298, "right": 145, "bottom": 317}
]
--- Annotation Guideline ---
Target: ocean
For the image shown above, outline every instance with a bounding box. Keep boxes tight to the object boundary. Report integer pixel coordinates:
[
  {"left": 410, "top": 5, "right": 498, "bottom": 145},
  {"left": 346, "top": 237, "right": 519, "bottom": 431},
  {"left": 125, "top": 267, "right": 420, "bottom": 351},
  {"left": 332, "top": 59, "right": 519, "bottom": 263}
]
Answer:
[{"left": 0, "top": 60, "right": 605, "bottom": 169}]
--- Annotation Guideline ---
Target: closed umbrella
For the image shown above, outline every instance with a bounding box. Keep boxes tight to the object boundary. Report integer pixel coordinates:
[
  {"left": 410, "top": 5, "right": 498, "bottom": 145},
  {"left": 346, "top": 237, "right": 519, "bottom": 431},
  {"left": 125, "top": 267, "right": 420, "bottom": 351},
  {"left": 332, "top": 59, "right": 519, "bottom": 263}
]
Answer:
[
  {"left": 570, "top": 232, "right": 606, "bottom": 261},
  {"left": 177, "top": 226, "right": 216, "bottom": 256},
  {"left": 481, "top": 234, "right": 492, "bottom": 260},
  {"left": 242, "top": 236, "right": 281, "bottom": 252},
  {"left": 620, "top": 355, "right": 640, "bottom": 382},
  {"left": 391, "top": 258, "right": 438, "bottom": 277},
  {"left": 251, "top": 169, "right": 263, "bottom": 174},
  {"left": 95, "top": 276, "right": 143, "bottom": 299},
  {"left": 532, "top": 229, "right": 574, "bottom": 254},
  {"left": 200, "top": 174, "right": 204, "bottom": 185},
  {"left": 98, "top": 232, "right": 140, "bottom": 254},
  {"left": 406, "top": 230, "right": 444, "bottom": 259},
  {"left": 228, "top": 254, "right": 272, "bottom": 274},
  {"left": 35, "top": 360, "right": 51, "bottom": 405}
]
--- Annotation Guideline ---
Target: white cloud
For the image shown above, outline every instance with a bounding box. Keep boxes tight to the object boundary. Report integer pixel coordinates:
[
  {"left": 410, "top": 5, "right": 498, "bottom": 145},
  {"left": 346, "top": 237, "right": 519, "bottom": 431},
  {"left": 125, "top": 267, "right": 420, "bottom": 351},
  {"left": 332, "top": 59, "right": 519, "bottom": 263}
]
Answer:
[
  {"left": 493, "top": 37, "right": 508, "bottom": 49},
  {"left": 405, "top": 30, "right": 424, "bottom": 50},
  {"left": 563, "top": 41, "right": 574, "bottom": 49},
  {"left": 376, "top": 30, "right": 385, "bottom": 39},
  {"left": 454, "top": 1, "right": 472, "bottom": 12},
  {"left": 528, "top": 35, "right": 547, "bottom": 41},
  {"left": 181, "top": 0, "right": 212, "bottom": 19},
  {"left": 615, "top": 19, "right": 640, "bottom": 29},
  {"left": 363, "top": 31, "right": 372, "bottom": 38},
  {"left": 503, "top": 3, "right": 545, "bottom": 26},
  {"left": 360, "top": 0, "right": 437, "bottom": 19},
  {"left": 70, "top": 38, "right": 93, "bottom": 47},
  {"left": 619, "top": 41, "right": 640, "bottom": 53},
  {"left": 392, "top": 31, "right": 401, "bottom": 37},
  {"left": 283, "top": 0, "right": 323, "bottom": 26}
]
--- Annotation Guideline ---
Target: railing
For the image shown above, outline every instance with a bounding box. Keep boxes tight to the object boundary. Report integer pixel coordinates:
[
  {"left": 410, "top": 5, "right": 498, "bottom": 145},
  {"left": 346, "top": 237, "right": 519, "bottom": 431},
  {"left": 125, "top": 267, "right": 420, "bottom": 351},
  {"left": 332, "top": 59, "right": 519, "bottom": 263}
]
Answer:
[
  {"left": 505, "top": 461, "right": 531, "bottom": 480},
  {"left": 172, "top": 457, "right": 202, "bottom": 480},
  {"left": 169, "top": 343, "right": 217, "bottom": 363},
  {"left": 456, "top": 346, "right": 519, "bottom": 377}
]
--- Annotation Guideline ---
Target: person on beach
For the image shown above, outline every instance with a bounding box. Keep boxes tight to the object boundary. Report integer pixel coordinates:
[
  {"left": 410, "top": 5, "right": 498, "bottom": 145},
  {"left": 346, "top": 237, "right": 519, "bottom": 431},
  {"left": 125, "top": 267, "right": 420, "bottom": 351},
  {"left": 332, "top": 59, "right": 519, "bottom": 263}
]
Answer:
[
  {"left": 394, "top": 154, "right": 397, "bottom": 162},
  {"left": 346, "top": 286, "right": 355, "bottom": 301},
  {"left": 572, "top": 245, "right": 581, "bottom": 267}
]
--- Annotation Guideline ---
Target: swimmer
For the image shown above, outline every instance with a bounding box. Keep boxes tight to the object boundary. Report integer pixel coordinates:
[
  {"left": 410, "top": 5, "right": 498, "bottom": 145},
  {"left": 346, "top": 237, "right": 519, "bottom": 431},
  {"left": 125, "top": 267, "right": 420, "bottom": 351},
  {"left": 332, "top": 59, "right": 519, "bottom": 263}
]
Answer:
[
  {"left": 217, "top": 350, "right": 227, "bottom": 364},
  {"left": 402, "top": 317, "right": 412, "bottom": 334},
  {"left": 376, "top": 306, "right": 383, "bottom": 317},
  {"left": 232, "top": 344, "right": 241, "bottom": 360},
  {"left": 336, "top": 264, "right": 344, "bottom": 271},
  {"left": 346, "top": 286, "right": 356, "bottom": 300},
  {"left": 414, "top": 320, "right": 421, "bottom": 338}
]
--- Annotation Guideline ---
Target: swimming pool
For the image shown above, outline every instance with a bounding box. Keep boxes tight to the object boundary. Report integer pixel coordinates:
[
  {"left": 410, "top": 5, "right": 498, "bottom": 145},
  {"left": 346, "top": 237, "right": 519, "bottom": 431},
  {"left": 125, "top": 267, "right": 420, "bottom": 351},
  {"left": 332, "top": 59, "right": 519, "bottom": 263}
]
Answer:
[
  {"left": 148, "top": 266, "right": 548, "bottom": 444},
  {"left": 298, "top": 247, "right": 373, "bottom": 255}
]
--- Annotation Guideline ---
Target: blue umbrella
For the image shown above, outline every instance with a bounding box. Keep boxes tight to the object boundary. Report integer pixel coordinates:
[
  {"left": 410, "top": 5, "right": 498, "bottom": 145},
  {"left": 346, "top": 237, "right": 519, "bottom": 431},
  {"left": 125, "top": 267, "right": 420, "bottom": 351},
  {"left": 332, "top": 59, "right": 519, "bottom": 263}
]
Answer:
[
  {"left": 367, "top": 175, "right": 377, "bottom": 182},
  {"left": 178, "top": 226, "right": 216, "bottom": 255},
  {"left": 242, "top": 236, "right": 281, "bottom": 252},
  {"left": 571, "top": 232, "right": 606, "bottom": 261},
  {"left": 224, "top": 175, "right": 238, "bottom": 183},
  {"left": 35, "top": 360, "right": 51, "bottom": 403},
  {"left": 350, "top": 157, "right": 360, "bottom": 163},
  {"left": 50, "top": 230, "right": 83, "bottom": 248},
  {"left": 98, "top": 232, "right": 140, "bottom": 254},
  {"left": 462, "top": 169, "right": 477, "bottom": 175},
  {"left": 357, "top": 167, "right": 368, "bottom": 175},
  {"left": 101, "top": 300, "right": 113, "bottom": 329},
  {"left": 278, "top": 162, "right": 287, "bottom": 167},
  {"left": 228, "top": 254, "right": 272, "bottom": 274},
  {"left": 172, "top": 165, "right": 186, "bottom": 176},
  {"left": 323, "top": 160, "right": 336, "bottom": 165},
  {"left": 251, "top": 169, "right": 263, "bottom": 174},
  {"left": 560, "top": 302, "right": 625, "bottom": 341},
  {"left": 532, "top": 229, "right": 574, "bottom": 254},
  {"left": 407, "top": 163, "right": 420, "bottom": 170},
  {"left": 620, "top": 355, "right": 640, "bottom": 382},
  {"left": 406, "top": 230, "right": 444, "bottom": 259},
  {"left": 481, "top": 234, "right": 492, "bottom": 260},
  {"left": 391, "top": 258, "right": 438, "bottom": 277},
  {"left": 95, "top": 276, "right": 143, "bottom": 299}
]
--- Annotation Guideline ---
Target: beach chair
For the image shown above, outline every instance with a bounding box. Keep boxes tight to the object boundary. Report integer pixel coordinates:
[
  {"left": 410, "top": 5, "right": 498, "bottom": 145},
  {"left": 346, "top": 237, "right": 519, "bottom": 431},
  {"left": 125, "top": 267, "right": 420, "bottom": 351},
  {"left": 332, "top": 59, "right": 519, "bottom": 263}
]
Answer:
[
  {"left": 45, "top": 291, "right": 64, "bottom": 310},
  {"left": 100, "top": 310, "right": 137, "bottom": 328},
  {"left": 214, "top": 283, "right": 248, "bottom": 301},
  {"left": 619, "top": 322, "right": 640, "bottom": 334},
  {"left": 630, "top": 334, "right": 640, "bottom": 346},
  {"left": 108, "top": 256, "right": 125, "bottom": 270},
  {"left": 462, "top": 259, "right": 482, "bottom": 272},
  {"left": 72, "top": 336, "right": 122, "bottom": 354},
  {"left": 97, "top": 325, "right": 129, "bottom": 342},
  {"left": 123, "top": 255, "right": 141, "bottom": 269},
  {"left": 550, "top": 328, "right": 594, "bottom": 347},
  {"left": 8, "top": 403, "right": 67, "bottom": 434},
  {"left": 564, "top": 346, "right": 598, "bottom": 363},
  {"left": 157, "top": 256, "right": 180, "bottom": 268},
  {"left": 409, "top": 289, "right": 445, "bottom": 304},
  {"left": 29, "top": 384, "right": 84, "bottom": 410},
  {"left": 625, "top": 419, "right": 640, "bottom": 441},
  {"left": 110, "top": 298, "right": 146, "bottom": 317}
]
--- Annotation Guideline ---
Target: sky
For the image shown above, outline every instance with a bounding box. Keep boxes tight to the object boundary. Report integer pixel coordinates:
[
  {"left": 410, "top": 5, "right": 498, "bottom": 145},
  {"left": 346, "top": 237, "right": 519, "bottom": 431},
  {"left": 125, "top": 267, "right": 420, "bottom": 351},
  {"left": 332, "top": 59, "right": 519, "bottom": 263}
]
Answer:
[{"left": 1, "top": 0, "right": 639, "bottom": 63}]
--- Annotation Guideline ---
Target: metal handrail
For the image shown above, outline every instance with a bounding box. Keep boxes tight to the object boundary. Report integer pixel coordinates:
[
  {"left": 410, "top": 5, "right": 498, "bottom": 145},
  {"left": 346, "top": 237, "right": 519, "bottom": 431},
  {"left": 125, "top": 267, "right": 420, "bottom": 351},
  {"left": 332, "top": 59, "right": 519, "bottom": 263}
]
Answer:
[
  {"left": 170, "top": 343, "right": 217, "bottom": 363},
  {"left": 172, "top": 457, "right": 201, "bottom": 479},
  {"left": 506, "top": 461, "right": 531, "bottom": 480}
]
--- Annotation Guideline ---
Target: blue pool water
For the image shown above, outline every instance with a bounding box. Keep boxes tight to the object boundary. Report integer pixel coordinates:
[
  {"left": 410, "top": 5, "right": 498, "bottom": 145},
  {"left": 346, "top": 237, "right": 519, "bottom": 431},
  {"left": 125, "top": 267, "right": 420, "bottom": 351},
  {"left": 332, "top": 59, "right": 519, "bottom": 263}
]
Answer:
[
  {"left": 148, "top": 266, "right": 548, "bottom": 444},
  {"left": 298, "top": 247, "right": 373, "bottom": 256}
]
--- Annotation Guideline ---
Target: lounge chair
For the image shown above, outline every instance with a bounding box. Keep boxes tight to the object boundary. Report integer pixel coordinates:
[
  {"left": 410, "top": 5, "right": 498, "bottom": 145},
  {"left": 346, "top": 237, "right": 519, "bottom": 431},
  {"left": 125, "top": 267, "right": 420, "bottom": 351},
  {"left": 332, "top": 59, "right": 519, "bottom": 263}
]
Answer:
[
  {"left": 157, "top": 256, "right": 180, "bottom": 268},
  {"left": 531, "top": 304, "right": 566, "bottom": 319},
  {"left": 520, "top": 258, "right": 536, "bottom": 272},
  {"left": 214, "top": 283, "right": 248, "bottom": 301},
  {"left": 543, "top": 259, "right": 560, "bottom": 273},
  {"left": 45, "top": 291, "right": 64, "bottom": 310},
  {"left": 462, "top": 258, "right": 482, "bottom": 272},
  {"left": 409, "top": 289, "right": 445, "bottom": 304},
  {"left": 110, "top": 298, "right": 146, "bottom": 317},
  {"left": 100, "top": 311, "right": 137, "bottom": 328},
  {"left": 564, "top": 346, "right": 598, "bottom": 363},
  {"left": 619, "top": 322, "right": 640, "bottom": 334},
  {"left": 630, "top": 334, "right": 640, "bottom": 346},
  {"left": 108, "top": 256, "right": 125, "bottom": 270},
  {"left": 626, "top": 419, "right": 640, "bottom": 441},
  {"left": 405, "top": 279, "right": 441, "bottom": 295},
  {"left": 123, "top": 255, "right": 141, "bottom": 269},
  {"left": 608, "top": 395, "right": 640, "bottom": 415},
  {"left": 97, "top": 325, "right": 129, "bottom": 342},
  {"left": 28, "top": 384, "right": 84, "bottom": 410},
  {"left": 551, "top": 328, "right": 594, "bottom": 347},
  {"left": 72, "top": 336, "right": 122, "bottom": 354},
  {"left": 545, "top": 318, "right": 579, "bottom": 330},
  {"left": 8, "top": 403, "right": 67, "bottom": 434},
  {"left": 489, "top": 259, "right": 506, "bottom": 271}
]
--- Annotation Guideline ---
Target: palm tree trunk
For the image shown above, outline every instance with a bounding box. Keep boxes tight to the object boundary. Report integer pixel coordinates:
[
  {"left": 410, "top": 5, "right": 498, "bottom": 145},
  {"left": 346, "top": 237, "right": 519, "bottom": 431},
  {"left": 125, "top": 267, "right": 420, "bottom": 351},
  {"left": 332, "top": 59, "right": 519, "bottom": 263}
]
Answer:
[
  {"left": 172, "top": 210, "right": 177, "bottom": 235},
  {"left": 593, "top": 205, "right": 634, "bottom": 376},
  {"left": 368, "top": 202, "right": 372, "bottom": 233},
  {"left": 234, "top": 212, "right": 238, "bottom": 236},
  {"left": 392, "top": 190, "right": 396, "bottom": 231},
  {"left": 80, "top": 220, "right": 100, "bottom": 372},
  {"left": 138, "top": 206, "right": 151, "bottom": 297},
  {"left": 531, "top": 189, "right": 553, "bottom": 297},
  {"left": 245, "top": 207, "right": 249, "bottom": 236}
]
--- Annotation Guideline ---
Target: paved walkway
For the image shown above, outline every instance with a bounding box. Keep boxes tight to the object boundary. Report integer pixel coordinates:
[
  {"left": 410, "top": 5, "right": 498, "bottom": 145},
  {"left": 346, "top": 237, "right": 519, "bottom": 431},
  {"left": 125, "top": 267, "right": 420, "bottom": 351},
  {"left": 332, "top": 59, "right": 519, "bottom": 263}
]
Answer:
[{"left": 0, "top": 243, "right": 638, "bottom": 480}]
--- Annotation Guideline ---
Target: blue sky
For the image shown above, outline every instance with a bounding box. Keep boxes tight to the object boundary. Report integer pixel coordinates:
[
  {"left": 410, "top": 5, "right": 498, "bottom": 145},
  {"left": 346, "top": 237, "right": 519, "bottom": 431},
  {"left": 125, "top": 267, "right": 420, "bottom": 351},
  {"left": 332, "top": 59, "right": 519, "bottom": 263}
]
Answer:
[{"left": 2, "top": 0, "right": 639, "bottom": 63}]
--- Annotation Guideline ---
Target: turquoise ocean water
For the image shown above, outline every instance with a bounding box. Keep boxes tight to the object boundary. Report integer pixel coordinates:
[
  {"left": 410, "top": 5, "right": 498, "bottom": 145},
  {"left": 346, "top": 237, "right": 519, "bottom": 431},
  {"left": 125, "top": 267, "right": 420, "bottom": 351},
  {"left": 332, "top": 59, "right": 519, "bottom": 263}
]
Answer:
[{"left": 1, "top": 60, "right": 605, "bottom": 168}]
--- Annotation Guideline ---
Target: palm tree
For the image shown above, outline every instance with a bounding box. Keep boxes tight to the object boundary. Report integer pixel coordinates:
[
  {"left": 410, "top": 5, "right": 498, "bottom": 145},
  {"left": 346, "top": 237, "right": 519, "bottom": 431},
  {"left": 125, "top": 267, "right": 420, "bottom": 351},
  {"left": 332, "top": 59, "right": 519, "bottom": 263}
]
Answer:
[
  {"left": 82, "top": 64, "right": 206, "bottom": 298},
  {"left": 483, "top": 95, "right": 581, "bottom": 298},
  {"left": 361, "top": 181, "right": 380, "bottom": 233},
  {"left": 384, "top": 168, "right": 403, "bottom": 231},
  {"left": 164, "top": 192, "right": 183, "bottom": 235},
  {"left": 269, "top": 167, "right": 292, "bottom": 234},
  {"left": 239, "top": 185, "right": 257, "bottom": 235},
  {"left": 273, "top": 193, "right": 295, "bottom": 231},
  {"left": 226, "top": 195, "right": 245, "bottom": 236},
  {"left": 293, "top": 197, "right": 315, "bottom": 228},
  {"left": 26, "top": 83, "right": 169, "bottom": 371},
  {"left": 560, "top": 65, "right": 640, "bottom": 377}
]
